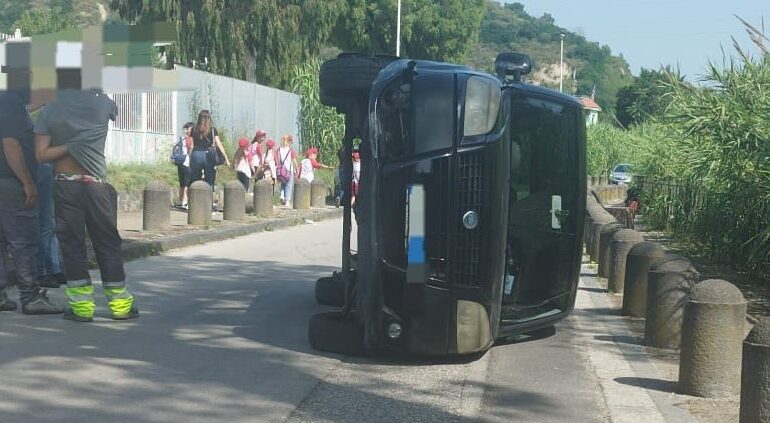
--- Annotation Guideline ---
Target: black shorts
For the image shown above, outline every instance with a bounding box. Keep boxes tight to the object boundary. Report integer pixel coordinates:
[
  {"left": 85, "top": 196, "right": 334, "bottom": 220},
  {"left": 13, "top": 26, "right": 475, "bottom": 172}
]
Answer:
[{"left": 177, "top": 164, "right": 191, "bottom": 187}]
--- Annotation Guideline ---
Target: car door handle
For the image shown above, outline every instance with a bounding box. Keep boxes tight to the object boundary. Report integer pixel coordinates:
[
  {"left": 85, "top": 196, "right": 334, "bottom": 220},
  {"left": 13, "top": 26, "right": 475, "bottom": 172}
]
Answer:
[{"left": 554, "top": 210, "right": 570, "bottom": 219}]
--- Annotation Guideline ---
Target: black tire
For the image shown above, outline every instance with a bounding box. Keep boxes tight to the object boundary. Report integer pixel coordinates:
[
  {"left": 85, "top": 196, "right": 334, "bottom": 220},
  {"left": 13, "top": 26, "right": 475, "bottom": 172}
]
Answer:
[
  {"left": 315, "top": 276, "right": 345, "bottom": 307},
  {"left": 308, "top": 312, "right": 366, "bottom": 356},
  {"left": 319, "top": 53, "right": 397, "bottom": 111}
]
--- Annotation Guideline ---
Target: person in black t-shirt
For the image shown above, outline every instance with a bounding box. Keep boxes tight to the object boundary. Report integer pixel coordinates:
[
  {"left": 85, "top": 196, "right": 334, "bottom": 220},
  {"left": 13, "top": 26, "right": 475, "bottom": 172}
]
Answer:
[
  {"left": 189, "top": 110, "right": 230, "bottom": 191},
  {"left": 0, "top": 91, "right": 63, "bottom": 315}
]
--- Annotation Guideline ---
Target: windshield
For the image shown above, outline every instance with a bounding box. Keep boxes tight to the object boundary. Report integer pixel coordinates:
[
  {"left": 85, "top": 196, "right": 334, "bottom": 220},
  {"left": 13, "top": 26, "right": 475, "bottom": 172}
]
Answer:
[{"left": 613, "top": 164, "right": 632, "bottom": 173}]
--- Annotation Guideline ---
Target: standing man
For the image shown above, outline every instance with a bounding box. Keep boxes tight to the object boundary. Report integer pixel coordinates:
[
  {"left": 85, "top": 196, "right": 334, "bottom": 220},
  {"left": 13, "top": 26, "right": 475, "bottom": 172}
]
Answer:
[
  {"left": 0, "top": 90, "right": 63, "bottom": 314},
  {"left": 35, "top": 86, "right": 138, "bottom": 322}
]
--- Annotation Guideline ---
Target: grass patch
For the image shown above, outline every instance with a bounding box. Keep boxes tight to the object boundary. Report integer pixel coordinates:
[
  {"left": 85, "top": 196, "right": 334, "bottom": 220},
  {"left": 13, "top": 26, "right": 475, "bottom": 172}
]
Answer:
[{"left": 107, "top": 162, "right": 237, "bottom": 193}]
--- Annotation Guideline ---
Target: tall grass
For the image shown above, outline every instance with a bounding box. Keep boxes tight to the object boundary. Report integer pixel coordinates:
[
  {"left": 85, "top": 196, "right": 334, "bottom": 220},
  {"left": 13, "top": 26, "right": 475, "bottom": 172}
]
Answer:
[{"left": 587, "top": 26, "right": 770, "bottom": 278}]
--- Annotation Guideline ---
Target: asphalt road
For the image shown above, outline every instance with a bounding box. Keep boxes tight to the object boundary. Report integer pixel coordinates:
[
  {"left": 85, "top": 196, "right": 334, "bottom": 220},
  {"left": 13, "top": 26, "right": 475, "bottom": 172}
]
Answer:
[{"left": 0, "top": 219, "right": 609, "bottom": 423}]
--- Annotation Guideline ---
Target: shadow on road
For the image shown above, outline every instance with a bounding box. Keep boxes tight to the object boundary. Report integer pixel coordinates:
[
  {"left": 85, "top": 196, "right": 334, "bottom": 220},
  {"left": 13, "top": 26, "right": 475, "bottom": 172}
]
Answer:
[
  {"left": 0, "top": 253, "right": 530, "bottom": 423},
  {"left": 614, "top": 376, "right": 678, "bottom": 394}
]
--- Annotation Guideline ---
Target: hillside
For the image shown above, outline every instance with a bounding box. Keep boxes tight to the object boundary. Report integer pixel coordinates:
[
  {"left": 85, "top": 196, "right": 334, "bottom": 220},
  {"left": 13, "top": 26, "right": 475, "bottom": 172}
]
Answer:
[
  {"left": 0, "top": 0, "right": 111, "bottom": 35},
  {"left": 467, "top": 1, "right": 632, "bottom": 114}
]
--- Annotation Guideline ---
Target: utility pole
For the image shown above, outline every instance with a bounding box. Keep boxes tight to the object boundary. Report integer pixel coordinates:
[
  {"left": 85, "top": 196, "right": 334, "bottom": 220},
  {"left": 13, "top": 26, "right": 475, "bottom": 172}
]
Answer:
[
  {"left": 559, "top": 33, "right": 565, "bottom": 92},
  {"left": 396, "top": 0, "right": 402, "bottom": 56}
]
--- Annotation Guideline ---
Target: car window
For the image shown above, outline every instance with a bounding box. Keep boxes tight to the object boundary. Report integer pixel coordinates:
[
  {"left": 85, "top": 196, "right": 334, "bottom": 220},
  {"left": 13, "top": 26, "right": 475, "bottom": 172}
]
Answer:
[{"left": 614, "top": 164, "right": 631, "bottom": 173}]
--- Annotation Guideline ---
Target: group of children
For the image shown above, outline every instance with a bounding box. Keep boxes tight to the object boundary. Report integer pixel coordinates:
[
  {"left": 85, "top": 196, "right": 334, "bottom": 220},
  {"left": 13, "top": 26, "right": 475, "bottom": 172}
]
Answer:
[{"left": 230, "top": 130, "right": 360, "bottom": 207}]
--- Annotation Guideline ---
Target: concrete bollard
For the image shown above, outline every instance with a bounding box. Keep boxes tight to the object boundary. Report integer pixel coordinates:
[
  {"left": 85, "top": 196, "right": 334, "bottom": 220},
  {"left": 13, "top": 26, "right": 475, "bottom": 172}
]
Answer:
[
  {"left": 598, "top": 222, "right": 625, "bottom": 278},
  {"left": 311, "top": 180, "right": 327, "bottom": 208},
  {"left": 253, "top": 179, "right": 274, "bottom": 218},
  {"left": 223, "top": 180, "right": 246, "bottom": 221},
  {"left": 142, "top": 180, "right": 171, "bottom": 231},
  {"left": 622, "top": 242, "right": 665, "bottom": 317},
  {"left": 740, "top": 317, "right": 770, "bottom": 423},
  {"left": 645, "top": 254, "right": 699, "bottom": 349},
  {"left": 607, "top": 229, "right": 644, "bottom": 293},
  {"left": 591, "top": 176, "right": 599, "bottom": 186},
  {"left": 293, "top": 179, "right": 311, "bottom": 210},
  {"left": 188, "top": 181, "right": 213, "bottom": 226},
  {"left": 679, "top": 279, "right": 746, "bottom": 398},
  {"left": 589, "top": 215, "right": 616, "bottom": 263}
]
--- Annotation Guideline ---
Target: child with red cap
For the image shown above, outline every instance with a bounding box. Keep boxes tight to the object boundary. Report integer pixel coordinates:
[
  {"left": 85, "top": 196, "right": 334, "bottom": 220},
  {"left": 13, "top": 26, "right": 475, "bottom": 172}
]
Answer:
[
  {"left": 351, "top": 151, "right": 361, "bottom": 206},
  {"left": 263, "top": 139, "right": 277, "bottom": 185},
  {"left": 249, "top": 129, "right": 267, "bottom": 178},
  {"left": 299, "top": 147, "right": 333, "bottom": 184},
  {"left": 233, "top": 137, "right": 253, "bottom": 191}
]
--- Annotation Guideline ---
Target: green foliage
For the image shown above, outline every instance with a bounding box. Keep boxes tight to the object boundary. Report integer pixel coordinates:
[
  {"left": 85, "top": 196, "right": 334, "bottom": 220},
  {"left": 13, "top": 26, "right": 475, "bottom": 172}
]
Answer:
[
  {"left": 471, "top": 1, "right": 633, "bottom": 115},
  {"left": 289, "top": 59, "right": 344, "bottom": 167},
  {"left": 14, "top": 8, "right": 74, "bottom": 36},
  {"left": 615, "top": 67, "right": 683, "bottom": 128},
  {"left": 333, "top": 0, "right": 486, "bottom": 63},
  {"left": 109, "top": 0, "right": 346, "bottom": 89},
  {"left": 587, "top": 43, "right": 770, "bottom": 279},
  {"left": 106, "top": 163, "right": 178, "bottom": 193},
  {"left": 1, "top": 0, "right": 113, "bottom": 34}
]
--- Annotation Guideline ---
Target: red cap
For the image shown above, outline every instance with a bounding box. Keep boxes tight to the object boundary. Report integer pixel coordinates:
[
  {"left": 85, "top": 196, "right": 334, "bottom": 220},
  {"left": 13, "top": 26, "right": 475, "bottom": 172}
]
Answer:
[
  {"left": 305, "top": 147, "right": 318, "bottom": 157},
  {"left": 255, "top": 129, "right": 267, "bottom": 138},
  {"left": 238, "top": 138, "right": 249, "bottom": 148},
  {"left": 266, "top": 139, "right": 275, "bottom": 148}
]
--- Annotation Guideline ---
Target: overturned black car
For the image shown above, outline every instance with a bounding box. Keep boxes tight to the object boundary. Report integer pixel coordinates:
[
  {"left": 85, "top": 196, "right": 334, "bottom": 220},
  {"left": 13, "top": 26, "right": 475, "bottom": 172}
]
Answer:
[{"left": 309, "top": 52, "right": 586, "bottom": 357}]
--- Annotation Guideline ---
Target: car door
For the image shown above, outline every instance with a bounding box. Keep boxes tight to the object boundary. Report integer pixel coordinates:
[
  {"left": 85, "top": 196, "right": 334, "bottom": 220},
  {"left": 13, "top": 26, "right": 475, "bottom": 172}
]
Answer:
[{"left": 501, "top": 93, "right": 582, "bottom": 322}]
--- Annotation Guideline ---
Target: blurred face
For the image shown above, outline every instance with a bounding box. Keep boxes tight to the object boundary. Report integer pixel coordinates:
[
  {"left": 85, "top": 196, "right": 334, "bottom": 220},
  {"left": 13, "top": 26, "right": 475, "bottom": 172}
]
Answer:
[
  {"left": 184, "top": 127, "right": 192, "bottom": 136},
  {"left": 309, "top": 153, "right": 318, "bottom": 160}
]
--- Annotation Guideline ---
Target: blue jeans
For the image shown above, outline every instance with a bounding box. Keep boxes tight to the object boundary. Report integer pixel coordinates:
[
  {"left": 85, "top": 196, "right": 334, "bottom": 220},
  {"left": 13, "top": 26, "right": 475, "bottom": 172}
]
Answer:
[
  {"left": 280, "top": 176, "right": 294, "bottom": 205},
  {"left": 0, "top": 179, "right": 41, "bottom": 304},
  {"left": 190, "top": 150, "right": 216, "bottom": 188},
  {"left": 36, "top": 163, "right": 61, "bottom": 277}
]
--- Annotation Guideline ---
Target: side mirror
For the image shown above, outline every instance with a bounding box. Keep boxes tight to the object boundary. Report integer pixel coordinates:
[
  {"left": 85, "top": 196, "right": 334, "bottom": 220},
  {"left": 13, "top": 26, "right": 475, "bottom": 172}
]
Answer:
[{"left": 495, "top": 53, "right": 532, "bottom": 83}]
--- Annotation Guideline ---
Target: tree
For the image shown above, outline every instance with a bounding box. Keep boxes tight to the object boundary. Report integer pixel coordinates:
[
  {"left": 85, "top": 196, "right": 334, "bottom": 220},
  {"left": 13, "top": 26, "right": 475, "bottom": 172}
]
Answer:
[
  {"left": 332, "top": 0, "right": 486, "bottom": 63},
  {"left": 14, "top": 9, "right": 74, "bottom": 36},
  {"left": 109, "top": 0, "right": 346, "bottom": 89},
  {"left": 615, "top": 67, "right": 682, "bottom": 128}
]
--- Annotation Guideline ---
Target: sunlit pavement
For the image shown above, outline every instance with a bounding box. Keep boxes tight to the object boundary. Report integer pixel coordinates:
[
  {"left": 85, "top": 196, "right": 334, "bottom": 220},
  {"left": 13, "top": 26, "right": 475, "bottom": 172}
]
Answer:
[{"left": 0, "top": 220, "right": 696, "bottom": 422}]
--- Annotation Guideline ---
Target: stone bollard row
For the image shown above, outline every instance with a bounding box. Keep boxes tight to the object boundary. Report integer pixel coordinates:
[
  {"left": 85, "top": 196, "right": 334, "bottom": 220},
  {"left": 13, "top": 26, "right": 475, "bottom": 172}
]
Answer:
[
  {"left": 679, "top": 279, "right": 746, "bottom": 398},
  {"left": 311, "top": 180, "right": 327, "bottom": 208},
  {"left": 645, "top": 254, "right": 699, "bottom": 349},
  {"left": 622, "top": 242, "right": 665, "bottom": 317},
  {"left": 293, "top": 179, "right": 311, "bottom": 210},
  {"left": 588, "top": 211, "right": 616, "bottom": 263},
  {"left": 223, "top": 180, "right": 246, "bottom": 221},
  {"left": 253, "top": 179, "right": 274, "bottom": 218},
  {"left": 607, "top": 229, "right": 644, "bottom": 293},
  {"left": 188, "top": 181, "right": 213, "bottom": 226},
  {"left": 143, "top": 180, "right": 171, "bottom": 231},
  {"left": 740, "top": 317, "right": 770, "bottom": 422}
]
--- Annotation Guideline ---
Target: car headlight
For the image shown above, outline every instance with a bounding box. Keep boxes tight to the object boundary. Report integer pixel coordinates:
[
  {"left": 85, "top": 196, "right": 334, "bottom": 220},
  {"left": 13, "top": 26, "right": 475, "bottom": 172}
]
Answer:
[{"left": 463, "top": 76, "right": 501, "bottom": 137}]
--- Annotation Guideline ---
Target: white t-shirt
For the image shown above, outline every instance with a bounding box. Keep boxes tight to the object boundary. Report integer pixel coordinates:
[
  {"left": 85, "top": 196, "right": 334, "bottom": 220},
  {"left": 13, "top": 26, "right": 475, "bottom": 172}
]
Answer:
[
  {"left": 277, "top": 146, "right": 295, "bottom": 173},
  {"left": 264, "top": 150, "right": 276, "bottom": 180},
  {"left": 300, "top": 158, "right": 315, "bottom": 183},
  {"left": 236, "top": 154, "right": 252, "bottom": 178}
]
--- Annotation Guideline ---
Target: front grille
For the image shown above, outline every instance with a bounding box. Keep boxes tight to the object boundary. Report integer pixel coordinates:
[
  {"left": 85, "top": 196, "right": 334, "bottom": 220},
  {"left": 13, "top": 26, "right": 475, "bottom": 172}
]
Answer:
[{"left": 450, "top": 151, "right": 484, "bottom": 287}]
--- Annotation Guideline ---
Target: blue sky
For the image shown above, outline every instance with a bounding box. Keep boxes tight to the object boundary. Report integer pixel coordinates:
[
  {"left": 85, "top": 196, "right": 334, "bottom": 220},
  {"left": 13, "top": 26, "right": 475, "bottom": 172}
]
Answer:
[{"left": 503, "top": 0, "right": 769, "bottom": 79}]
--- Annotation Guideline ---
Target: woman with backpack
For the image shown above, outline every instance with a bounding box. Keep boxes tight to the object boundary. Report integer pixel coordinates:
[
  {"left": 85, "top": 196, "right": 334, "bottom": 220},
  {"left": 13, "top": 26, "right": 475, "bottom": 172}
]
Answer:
[
  {"left": 189, "top": 110, "right": 229, "bottom": 191},
  {"left": 171, "top": 122, "right": 194, "bottom": 209},
  {"left": 275, "top": 134, "right": 299, "bottom": 206}
]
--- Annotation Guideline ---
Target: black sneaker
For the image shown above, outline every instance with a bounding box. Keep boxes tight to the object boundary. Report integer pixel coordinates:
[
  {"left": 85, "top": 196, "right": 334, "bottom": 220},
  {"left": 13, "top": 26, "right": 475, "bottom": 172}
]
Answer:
[
  {"left": 0, "top": 294, "right": 17, "bottom": 312},
  {"left": 22, "top": 291, "right": 64, "bottom": 315},
  {"left": 51, "top": 273, "right": 68, "bottom": 285},
  {"left": 111, "top": 306, "right": 139, "bottom": 321},
  {"left": 63, "top": 308, "right": 93, "bottom": 322}
]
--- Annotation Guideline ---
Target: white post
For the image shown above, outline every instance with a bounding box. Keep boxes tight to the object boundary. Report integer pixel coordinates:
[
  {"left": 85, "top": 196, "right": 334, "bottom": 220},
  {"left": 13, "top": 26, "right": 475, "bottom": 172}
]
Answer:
[
  {"left": 396, "top": 0, "right": 402, "bottom": 57},
  {"left": 559, "top": 33, "right": 565, "bottom": 92}
]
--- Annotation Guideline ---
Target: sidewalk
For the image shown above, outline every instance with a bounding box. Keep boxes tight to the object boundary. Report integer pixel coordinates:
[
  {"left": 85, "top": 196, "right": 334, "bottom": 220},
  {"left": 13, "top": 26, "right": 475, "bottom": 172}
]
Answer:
[
  {"left": 576, "top": 258, "right": 738, "bottom": 423},
  {"left": 113, "top": 206, "right": 343, "bottom": 262}
]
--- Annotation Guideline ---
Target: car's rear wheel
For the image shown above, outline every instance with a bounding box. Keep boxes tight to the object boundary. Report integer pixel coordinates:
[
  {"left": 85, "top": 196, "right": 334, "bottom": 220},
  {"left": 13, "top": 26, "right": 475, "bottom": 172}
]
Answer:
[
  {"left": 308, "top": 311, "right": 366, "bottom": 356},
  {"left": 315, "top": 275, "right": 345, "bottom": 307}
]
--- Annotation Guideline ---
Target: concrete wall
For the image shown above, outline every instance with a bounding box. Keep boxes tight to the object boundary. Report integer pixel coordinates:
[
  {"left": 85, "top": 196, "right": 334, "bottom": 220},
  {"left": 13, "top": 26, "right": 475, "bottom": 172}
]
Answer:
[
  {"left": 174, "top": 65, "right": 300, "bottom": 148},
  {"left": 104, "top": 65, "right": 300, "bottom": 164}
]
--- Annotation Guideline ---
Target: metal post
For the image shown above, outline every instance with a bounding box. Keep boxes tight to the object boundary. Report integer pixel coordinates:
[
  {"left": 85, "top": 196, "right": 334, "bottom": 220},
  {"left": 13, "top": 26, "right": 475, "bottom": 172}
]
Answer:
[
  {"left": 559, "top": 33, "right": 565, "bottom": 92},
  {"left": 396, "top": 0, "right": 402, "bottom": 57}
]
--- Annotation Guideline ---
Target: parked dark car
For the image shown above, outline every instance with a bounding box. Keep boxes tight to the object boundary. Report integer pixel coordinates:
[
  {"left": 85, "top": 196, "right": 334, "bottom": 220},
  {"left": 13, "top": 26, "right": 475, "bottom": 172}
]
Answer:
[{"left": 309, "top": 52, "right": 586, "bottom": 357}]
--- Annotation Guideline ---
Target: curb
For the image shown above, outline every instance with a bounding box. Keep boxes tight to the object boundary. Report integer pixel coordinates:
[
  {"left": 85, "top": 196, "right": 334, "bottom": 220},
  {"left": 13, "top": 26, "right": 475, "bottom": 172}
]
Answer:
[{"left": 120, "top": 208, "right": 343, "bottom": 261}]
